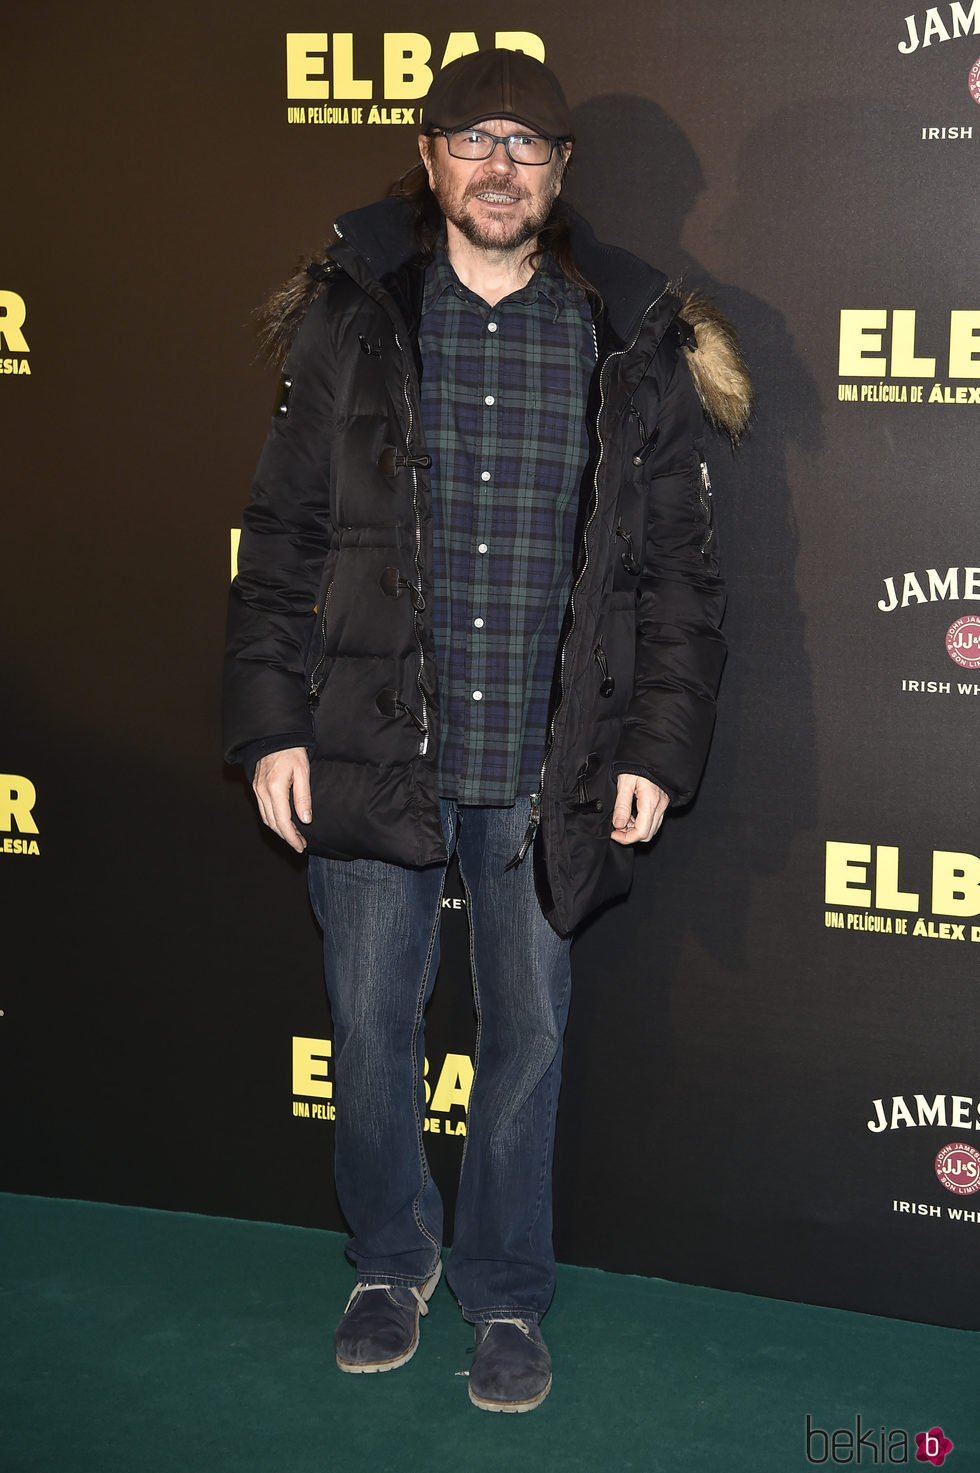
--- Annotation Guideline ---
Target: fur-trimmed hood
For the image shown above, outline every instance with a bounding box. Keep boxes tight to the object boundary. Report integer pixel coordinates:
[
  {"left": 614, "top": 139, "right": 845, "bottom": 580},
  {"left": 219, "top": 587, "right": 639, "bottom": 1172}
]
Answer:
[
  {"left": 257, "top": 198, "right": 752, "bottom": 442},
  {"left": 675, "top": 289, "right": 753, "bottom": 441}
]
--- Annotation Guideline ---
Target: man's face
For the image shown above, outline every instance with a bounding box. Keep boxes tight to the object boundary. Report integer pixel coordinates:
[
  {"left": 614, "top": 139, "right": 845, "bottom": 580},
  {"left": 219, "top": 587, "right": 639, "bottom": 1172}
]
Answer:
[{"left": 419, "top": 118, "right": 570, "bottom": 253}]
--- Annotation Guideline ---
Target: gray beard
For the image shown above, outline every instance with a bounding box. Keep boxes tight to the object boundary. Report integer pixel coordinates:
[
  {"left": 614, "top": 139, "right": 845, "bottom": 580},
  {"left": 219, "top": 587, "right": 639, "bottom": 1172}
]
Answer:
[
  {"left": 431, "top": 171, "right": 559, "bottom": 254},
  {"left": 446, "top": 197, "right": 551, "bottom": 252}
]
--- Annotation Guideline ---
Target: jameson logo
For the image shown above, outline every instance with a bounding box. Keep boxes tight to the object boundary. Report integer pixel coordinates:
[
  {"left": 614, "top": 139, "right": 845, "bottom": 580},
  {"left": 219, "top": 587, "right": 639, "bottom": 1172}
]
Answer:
[
  {"left": 805, "top": 1415, "right": 954, "bottom": 1464},
  {"left": 867, "top": 1094, "right": 980, "bottom": 1132},
  {"left": 898, "top": 2, "right": 980, "bottom": 52},
  {"left": 877, "top": 566, "right": 980, "bottom": 613}
]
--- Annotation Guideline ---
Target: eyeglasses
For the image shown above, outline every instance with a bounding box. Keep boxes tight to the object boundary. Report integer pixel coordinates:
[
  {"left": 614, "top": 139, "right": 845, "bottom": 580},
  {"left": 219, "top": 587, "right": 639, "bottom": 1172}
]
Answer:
[{"left": 434, "top": 128, "right": 560, "bottom": 165}]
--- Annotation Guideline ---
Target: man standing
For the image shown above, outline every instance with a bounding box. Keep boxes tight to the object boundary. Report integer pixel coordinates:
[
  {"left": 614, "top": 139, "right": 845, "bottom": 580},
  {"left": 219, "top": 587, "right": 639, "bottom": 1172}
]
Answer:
[{"left": 224, "top": 49, "right": 749, "bottom": 1412}]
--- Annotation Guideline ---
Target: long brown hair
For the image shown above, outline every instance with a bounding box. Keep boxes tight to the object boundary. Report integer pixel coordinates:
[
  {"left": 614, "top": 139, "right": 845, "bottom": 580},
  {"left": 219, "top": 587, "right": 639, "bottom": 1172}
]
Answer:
[
  {"left": 257, "top": 153, "right": 602, "bottom": 369},
  {"left": 387, "top": 159, "right": 601, "bottom": 309}
]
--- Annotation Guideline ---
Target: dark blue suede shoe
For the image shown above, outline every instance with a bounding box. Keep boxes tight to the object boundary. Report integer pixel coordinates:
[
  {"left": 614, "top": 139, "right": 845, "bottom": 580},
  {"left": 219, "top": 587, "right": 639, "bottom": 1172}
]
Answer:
[
  {"left": 335, "top": 1263, "right": 442, "bottom": 1373},
  {"left": 468, "top": 1317, "right": 552, "bottom": 1412}
]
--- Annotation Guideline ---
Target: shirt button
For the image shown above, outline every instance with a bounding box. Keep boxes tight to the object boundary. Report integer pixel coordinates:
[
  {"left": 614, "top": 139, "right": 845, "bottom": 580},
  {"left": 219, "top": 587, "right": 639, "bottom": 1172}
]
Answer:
[
  {"left": 472, "top": 690, "right": 484, "bottom": 701},
  {"left": 487, "top": 322, "right": 498, "bottom": 333},
  {"left": 473, "top": 617, "right": 484, "bottom": 628},
  {"left": 480, "top": 471, "right": 491, "bottom": 482},
  {"left": 477, "top": 542, "right": 489, "bottom": 554},
  {"left": 484, "top": 395, "right": 495, "bottom": 405}
]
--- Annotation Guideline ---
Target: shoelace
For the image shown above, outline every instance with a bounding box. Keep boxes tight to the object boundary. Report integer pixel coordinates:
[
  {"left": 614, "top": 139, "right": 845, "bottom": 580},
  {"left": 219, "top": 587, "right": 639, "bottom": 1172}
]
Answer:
[
  {"left": 481, "top": 1316, "right": 532, "bottom": 1336},
  {"left": 343, "top": 1282, "right": 430, "bottom": 1315}
]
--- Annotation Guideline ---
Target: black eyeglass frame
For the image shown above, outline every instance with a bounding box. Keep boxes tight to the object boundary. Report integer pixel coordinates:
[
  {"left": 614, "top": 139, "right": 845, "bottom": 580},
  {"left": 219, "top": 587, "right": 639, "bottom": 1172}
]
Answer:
[{"left": 428, "top": 127, "right": 566, "bottom": 165}]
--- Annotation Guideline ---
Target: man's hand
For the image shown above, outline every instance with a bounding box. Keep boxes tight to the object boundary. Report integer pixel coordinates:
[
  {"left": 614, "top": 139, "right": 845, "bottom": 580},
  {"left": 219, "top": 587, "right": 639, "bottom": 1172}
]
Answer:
[
  {"left": 610, "top": 773, "right": 669, "bottom": 845},
  {"left": 252, "top": 747, "right": 312, "bottom": 854}
]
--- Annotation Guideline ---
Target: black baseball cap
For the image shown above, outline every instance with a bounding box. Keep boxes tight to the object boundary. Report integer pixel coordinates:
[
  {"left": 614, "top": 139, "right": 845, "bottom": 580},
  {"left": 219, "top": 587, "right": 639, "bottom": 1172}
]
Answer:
[{"left": 423, "top": 49, "right": 573, "bottom": 139}]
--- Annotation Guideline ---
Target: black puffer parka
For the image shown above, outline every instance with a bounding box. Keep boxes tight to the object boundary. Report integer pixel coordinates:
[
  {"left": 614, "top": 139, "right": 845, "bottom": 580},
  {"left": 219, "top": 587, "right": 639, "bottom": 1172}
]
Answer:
[{"left": 224, "top": 198, "right": 738, "bottom": 935}]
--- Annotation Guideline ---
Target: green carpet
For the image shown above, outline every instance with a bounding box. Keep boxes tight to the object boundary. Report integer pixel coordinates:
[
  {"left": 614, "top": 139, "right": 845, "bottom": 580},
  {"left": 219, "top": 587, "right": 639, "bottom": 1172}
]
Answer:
[{"left": 1, "top": 1194, "right": 976, "bottom": 1472}]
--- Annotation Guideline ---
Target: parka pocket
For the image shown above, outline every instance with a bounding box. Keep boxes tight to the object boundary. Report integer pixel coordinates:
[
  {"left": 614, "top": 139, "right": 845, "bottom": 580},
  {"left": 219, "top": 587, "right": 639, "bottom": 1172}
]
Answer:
[
  {"left": 307, "top": 579, "right": 335, "bottom": 709},
  {"left": 693, "top": 437, "right": 716, "bottom": 561}
]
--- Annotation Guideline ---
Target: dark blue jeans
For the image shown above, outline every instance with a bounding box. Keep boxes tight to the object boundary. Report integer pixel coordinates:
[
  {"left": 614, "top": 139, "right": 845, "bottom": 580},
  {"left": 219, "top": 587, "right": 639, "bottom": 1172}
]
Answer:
[{"left": 307, "top": 800, "right": 572, "bottom": 1323}]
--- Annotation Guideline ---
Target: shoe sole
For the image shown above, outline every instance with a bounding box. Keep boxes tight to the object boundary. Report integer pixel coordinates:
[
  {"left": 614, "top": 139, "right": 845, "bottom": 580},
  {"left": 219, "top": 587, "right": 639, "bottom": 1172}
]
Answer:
[
  {"left": 336, "top": 1261, "right": 442, "bottom": 1375},
  {"left": 468, "top": 1374, "right": 553, "bottom": 1413}
]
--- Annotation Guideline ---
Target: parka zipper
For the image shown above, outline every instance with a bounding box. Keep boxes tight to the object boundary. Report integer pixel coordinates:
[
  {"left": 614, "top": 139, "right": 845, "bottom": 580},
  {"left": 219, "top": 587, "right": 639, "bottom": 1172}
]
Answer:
[
  {"left": 506, "top": 287, "right": 670, "bottom": 867},
  {"left": 307, "top": 581, "right": 335, "bottom": 709},
  {"left": 397, "top": 331, "right": 430, "bottom": 756},
  {"left": 698, "top": 453, "right": 715, "bottom": 556},
  {"left": 504, "top": 791, "right": 540, "bottom": 871}
]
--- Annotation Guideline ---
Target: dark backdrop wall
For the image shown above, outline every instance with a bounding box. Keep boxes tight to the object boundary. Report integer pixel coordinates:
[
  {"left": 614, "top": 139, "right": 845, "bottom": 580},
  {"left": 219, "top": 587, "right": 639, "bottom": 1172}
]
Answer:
[{"left": 2, "top": 0, "right": 978, "bottom": 1330}]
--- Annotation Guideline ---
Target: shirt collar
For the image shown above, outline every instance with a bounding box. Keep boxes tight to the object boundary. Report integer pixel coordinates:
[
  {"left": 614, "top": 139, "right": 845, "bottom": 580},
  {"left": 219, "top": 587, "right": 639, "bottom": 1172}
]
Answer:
[{"left": 421, "top": 244, "right": 579, "bottom": 319}]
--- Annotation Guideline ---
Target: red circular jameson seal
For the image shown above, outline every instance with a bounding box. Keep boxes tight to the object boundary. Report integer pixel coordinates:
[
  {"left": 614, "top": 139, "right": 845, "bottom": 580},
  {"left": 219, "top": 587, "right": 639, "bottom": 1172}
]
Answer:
[
  {"left": 935, "top": 1141, "right": 980, "bottom": 1195},
  {"left": 945, "top": 615, "right": 980, "bottom": 668},
  {"left": 970, "top": 56, "right": 980, "bottom": 106}
]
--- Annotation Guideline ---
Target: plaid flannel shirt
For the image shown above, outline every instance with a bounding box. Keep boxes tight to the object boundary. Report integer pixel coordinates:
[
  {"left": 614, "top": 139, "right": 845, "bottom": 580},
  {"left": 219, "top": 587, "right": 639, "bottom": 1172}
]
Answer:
[{"left": 419, "top": 249, "right": 595, "bottom": 805}]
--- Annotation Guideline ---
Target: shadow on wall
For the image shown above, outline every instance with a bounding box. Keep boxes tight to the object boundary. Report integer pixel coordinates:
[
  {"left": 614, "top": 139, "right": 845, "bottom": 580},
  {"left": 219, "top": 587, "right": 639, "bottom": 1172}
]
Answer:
[
  {"left": 565, "top": 92, "right": 821, "bottom": 970},
  {"left": 555, "top": 95, "right": 822, "bottom": 1277}
]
